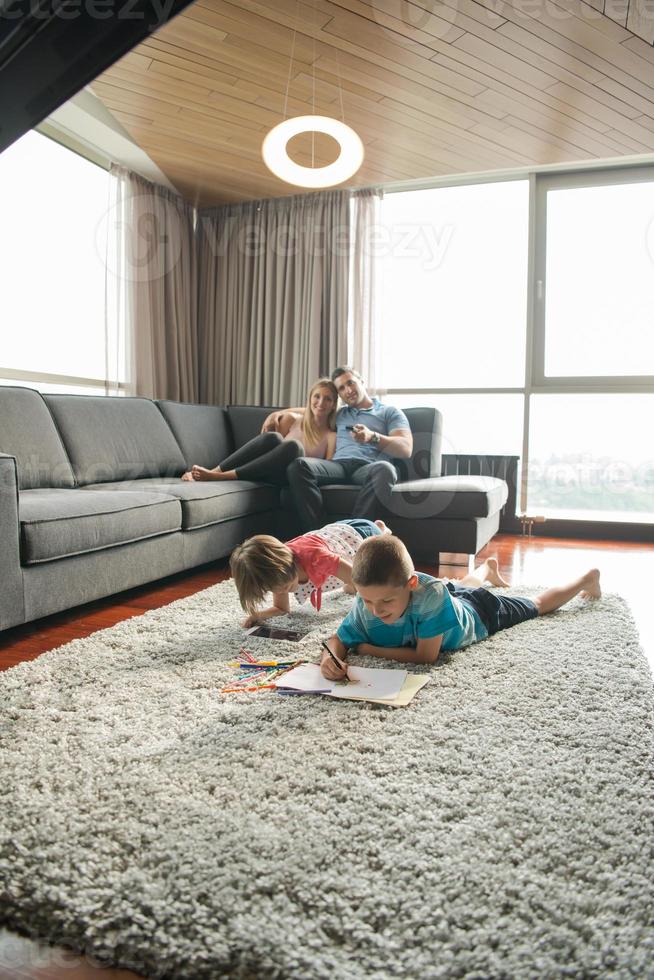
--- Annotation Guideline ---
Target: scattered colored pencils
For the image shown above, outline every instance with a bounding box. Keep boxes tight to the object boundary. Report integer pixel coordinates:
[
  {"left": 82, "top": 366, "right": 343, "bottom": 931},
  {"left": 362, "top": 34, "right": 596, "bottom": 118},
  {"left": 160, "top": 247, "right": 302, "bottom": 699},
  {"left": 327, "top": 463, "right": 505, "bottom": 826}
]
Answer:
[{"left": 220, "top": 657, "right": 304, "bottom": 694}]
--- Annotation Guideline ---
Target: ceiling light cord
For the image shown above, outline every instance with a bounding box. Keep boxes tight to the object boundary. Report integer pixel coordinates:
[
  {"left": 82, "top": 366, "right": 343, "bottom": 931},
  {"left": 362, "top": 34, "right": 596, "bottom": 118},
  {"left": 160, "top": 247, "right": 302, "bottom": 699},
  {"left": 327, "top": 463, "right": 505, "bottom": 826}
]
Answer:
[
  {"left": 311, "top": 0, "right": 316, "bottom": 169},
  {"left": 282, "top": 0, "right": 301, "bottom": 123},
  {"left": 335, "top": 46, "right": 345, "bottom": 125},
  {"left": 262, "top": 0, "right": 364, "bottom": 188}
]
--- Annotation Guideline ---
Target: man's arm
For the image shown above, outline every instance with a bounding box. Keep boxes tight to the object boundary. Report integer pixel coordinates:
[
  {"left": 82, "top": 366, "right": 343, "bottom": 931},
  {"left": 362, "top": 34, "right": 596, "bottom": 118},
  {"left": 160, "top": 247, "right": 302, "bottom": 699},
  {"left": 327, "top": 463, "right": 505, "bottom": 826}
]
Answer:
[
  {"left": 261, "top": 407, "right": 305, "bottom": 432},
  {"left": 356, "top": 634, "right": 442, "bottom": 665},
  {"left": 351, "top": 425, "right": 413, "bottom": 459}
]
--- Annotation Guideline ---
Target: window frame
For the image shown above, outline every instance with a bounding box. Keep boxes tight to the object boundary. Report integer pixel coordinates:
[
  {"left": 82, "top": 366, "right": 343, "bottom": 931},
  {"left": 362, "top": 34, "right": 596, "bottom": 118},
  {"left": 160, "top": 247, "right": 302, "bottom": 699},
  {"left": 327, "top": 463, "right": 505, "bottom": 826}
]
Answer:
[
  {"left": 0, "top": 129, "right": 129, "bottom": 395},
  {"left": 532, "top": 165, "right": 654, "bottom": 392},
  {"left": 374, "top": 165, "right": 654, "bottom": 534}
]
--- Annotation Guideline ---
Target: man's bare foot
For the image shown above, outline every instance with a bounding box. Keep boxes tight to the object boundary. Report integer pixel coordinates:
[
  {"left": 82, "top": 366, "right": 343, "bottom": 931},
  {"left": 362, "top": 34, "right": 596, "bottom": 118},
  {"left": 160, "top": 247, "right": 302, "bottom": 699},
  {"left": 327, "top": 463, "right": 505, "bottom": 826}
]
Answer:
[
  {"left": 475, "top": 557, "right": 510, "bottom": 588},
  {"left": 374, "top": 519, "right": 392, "bottom": 535},
  {"left": 580, "top": 568, "right": 602, "bottom": 599}
]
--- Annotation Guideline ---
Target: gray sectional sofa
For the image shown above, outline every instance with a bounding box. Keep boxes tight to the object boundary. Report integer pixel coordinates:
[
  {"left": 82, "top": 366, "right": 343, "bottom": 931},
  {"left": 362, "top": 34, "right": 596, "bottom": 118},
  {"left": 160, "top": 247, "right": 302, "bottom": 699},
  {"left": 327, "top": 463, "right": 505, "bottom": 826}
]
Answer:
[{"left": 0, "top": 386, "right": 515, "bottom": 633}]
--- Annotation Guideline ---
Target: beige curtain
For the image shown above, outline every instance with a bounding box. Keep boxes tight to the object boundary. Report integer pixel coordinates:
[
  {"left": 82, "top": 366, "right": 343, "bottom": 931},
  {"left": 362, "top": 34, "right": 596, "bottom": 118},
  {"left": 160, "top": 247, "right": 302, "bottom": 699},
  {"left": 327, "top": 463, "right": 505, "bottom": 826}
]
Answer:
[
  {"left": 108, "top": 166, "right": 198, "bottom": 400},
  {"left": 349, "top": 187, "right": 384, "bottom": 394},
  {"left": 197, "top": 190, "right": 350, "bottom": 406}
]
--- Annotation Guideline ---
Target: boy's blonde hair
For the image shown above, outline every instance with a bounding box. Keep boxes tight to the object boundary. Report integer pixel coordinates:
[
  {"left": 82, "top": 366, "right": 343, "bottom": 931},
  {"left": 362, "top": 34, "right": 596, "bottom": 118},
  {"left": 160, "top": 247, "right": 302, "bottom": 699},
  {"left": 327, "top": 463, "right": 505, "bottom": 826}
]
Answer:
[
  {"left": 351, "top": 535, "right": 414, "bottom": 588},
  {"left": 230, "top": 534, "right": 297, "bottom": 615},
  {"left": 302, "top": 378, "right": 338, "bottom": 449}
]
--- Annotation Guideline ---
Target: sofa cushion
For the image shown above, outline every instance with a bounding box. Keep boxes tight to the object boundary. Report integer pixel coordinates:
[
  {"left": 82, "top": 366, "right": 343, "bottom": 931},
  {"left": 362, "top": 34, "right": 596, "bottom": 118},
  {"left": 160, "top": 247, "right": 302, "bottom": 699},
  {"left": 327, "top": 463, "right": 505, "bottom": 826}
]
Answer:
[
  {"left": 44, "top": 395, "right": 187, "bottom": 486},
  {"left": 0, "top": 386, "right": 75, "bottom": 490},
  {"left": 157, "top": 400, "right": 233, "bottom": 470},
  {"left": 227, "top": 406, "right": 279, "bottom": 451},
  {"left": 319, "top": 475, "right": 508, "bottom": 521},
  {"left": 19, "top": 489, "right": 181, "bottom": 565},
  {"left": 82, "top": 478, "right": 280, "bottom": 531}
]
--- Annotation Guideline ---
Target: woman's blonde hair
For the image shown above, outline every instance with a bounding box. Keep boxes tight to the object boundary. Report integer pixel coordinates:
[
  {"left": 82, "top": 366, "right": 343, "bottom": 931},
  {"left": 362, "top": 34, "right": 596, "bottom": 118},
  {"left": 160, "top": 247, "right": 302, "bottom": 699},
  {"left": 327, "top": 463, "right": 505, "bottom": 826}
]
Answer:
[
  {"left": 301, "top": 378, "right": 338, "bottom": 449},
  {"left": 229, "top": 534, "right": 297, "bottom": 616}
]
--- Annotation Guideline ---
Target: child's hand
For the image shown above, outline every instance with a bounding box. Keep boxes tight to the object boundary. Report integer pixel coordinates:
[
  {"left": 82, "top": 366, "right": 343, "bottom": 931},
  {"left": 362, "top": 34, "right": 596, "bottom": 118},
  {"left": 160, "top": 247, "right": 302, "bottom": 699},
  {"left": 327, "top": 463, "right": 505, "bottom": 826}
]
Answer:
[
  {"left": 242, "top": 615, "right": 259, "bottom": 628},
  {"left": 320, "top": 649, "right": 347, "bottom": 681}
]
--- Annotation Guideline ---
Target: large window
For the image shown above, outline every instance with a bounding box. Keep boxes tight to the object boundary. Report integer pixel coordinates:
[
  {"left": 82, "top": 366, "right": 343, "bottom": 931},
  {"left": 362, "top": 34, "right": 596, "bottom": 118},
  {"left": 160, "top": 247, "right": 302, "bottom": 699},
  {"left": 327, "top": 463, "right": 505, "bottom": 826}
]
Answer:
[
  {"left": 379, "top": 170, "right": 654, "bottom": 530},
  {"left": 380, "top": 181, "right": 529, "bottom": 389},
  {"left": 537, "top": 175, "right": 654, "bottom": 381},
  {"left": 0, "top": 130, "right": 125, "bottom": 394}
]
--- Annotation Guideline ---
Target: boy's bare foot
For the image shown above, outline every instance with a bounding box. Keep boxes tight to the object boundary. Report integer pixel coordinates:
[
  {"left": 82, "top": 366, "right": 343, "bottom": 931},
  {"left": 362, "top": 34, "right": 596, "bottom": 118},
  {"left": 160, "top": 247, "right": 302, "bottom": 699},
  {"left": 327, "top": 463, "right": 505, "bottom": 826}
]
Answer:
[
  {"left": 374, "top": 520, "right": 392, "bottom": 535},
  {"left": 477, "top": 557, "right": 510, "bottom": 588},
  {"left": 579, "top": 568, "right": 602, "bottom": 599}
]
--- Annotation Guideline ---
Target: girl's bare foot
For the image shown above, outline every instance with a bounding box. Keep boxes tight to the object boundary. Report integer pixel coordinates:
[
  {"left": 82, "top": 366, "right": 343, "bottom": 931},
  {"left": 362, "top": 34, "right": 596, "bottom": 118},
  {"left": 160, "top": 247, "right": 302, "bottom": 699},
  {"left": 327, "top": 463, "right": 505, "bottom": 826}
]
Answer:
[
  {"left": 580, "top": 568, "right": 602, "bottom": 599},
  {"left": 374, "top": 520, "right": 392, "bottom": 535},
  {"left": 476, "top": 557, "right": 510, "bottom": 588}
]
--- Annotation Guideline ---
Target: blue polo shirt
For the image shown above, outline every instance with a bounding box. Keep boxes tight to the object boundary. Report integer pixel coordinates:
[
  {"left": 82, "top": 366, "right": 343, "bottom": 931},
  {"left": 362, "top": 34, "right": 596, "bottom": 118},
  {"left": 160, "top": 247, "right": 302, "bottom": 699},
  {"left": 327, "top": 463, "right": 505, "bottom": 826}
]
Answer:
[
  {"left": 336, "top": 572, "right": 488, "bottom": 653},
  {"left": 334, "top": 398, "right": 410, "bottom": 463}
]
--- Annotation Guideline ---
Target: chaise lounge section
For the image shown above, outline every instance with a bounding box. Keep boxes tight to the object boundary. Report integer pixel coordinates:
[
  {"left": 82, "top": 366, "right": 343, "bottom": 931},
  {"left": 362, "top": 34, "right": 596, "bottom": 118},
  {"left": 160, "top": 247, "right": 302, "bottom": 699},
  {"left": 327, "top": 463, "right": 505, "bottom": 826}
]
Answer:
[{"left": 0, "top": 386, "right": 515, "bottom": 632}]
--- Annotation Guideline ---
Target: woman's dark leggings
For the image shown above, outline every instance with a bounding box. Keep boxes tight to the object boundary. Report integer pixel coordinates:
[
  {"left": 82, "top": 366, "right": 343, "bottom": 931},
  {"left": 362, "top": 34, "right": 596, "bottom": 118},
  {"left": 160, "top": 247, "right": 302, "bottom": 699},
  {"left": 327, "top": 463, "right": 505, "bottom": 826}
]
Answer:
[{"left": 219, "top": 432, "right": 305, "bottom": 484}]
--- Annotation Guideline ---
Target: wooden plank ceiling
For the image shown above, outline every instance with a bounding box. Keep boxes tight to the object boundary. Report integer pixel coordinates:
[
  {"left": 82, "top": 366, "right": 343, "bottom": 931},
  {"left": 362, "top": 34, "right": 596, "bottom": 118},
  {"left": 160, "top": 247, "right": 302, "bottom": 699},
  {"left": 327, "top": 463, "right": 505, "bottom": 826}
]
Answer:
[{"left": 91, "top": 0, "right": 654, "bottom": 207}]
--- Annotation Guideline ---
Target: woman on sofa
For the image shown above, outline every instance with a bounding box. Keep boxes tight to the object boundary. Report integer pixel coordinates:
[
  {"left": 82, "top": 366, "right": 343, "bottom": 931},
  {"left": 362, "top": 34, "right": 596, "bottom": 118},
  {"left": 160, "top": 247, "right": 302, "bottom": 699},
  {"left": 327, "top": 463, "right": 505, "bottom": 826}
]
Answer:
[{"left": 181, "top": 378, "right": 338, "bottom": 484}]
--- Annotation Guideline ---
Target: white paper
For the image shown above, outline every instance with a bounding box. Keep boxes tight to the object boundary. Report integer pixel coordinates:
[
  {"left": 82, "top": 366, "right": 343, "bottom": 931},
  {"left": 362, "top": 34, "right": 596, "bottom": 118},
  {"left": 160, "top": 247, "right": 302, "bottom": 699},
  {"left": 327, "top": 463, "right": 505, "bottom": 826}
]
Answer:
[{"left": 275, "top": 663, "right": 407, "bottom": 702}]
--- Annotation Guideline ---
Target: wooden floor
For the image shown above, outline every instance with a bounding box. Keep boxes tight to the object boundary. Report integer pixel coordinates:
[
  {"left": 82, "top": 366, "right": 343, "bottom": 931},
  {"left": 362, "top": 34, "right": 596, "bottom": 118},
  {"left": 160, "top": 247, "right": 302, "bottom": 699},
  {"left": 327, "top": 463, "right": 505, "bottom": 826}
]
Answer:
[{"left": 1, "top": 533, "right": 652, "bottom": 979}]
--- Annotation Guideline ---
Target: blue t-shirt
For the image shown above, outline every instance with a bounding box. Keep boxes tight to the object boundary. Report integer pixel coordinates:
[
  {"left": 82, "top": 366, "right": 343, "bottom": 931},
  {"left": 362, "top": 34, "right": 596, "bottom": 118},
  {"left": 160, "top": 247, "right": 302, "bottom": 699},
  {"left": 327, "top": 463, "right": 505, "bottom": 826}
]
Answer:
[
  {"left": 336, "top": 572, "right": 488, "bottom": 652},
  {"left": 334, "top": 398, "right": 410, "bottom": 463}
]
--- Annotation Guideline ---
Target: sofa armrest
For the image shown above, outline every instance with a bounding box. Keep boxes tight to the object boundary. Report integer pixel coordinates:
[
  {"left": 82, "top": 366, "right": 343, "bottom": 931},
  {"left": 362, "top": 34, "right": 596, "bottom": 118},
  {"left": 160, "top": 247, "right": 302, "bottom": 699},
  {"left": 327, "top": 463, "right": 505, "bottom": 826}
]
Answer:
[
  {"left": 0, "top": 453, "right": 25, "bottom": 630},
  {"left": 441, "top": 454, "right": 520, "bottom": 532}
]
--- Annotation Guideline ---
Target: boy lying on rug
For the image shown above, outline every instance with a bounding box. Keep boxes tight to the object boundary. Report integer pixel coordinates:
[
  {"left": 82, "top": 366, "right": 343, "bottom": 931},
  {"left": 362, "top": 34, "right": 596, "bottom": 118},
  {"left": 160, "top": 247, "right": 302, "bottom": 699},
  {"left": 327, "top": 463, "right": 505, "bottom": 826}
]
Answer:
[
  {"left": 230, "top": 518, "right": 391, "bottom": 627},
  {"left": 230, "top": 517, "right": 509, "bottom": 629},
  {"left": 320, "top": 535, "right": 602, "bottom": 680}
]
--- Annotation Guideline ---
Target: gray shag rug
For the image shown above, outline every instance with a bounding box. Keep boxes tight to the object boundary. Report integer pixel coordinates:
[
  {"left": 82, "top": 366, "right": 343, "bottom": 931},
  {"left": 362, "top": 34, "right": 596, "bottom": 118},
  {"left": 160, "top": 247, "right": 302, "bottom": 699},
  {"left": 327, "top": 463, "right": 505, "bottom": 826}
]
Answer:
[{"left": 1, "top": 581, "right": 653, "bottom": 980}]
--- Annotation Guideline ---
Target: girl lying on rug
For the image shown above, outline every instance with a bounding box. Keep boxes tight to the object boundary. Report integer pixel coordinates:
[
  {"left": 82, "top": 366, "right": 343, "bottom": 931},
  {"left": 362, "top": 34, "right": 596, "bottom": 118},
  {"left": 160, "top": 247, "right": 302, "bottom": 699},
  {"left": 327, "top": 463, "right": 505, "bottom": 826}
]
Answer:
[
  {"left": 230, "top": 518, "right": 510, "bottom": 629},
  {"left": 320, "top": 534, "right": 602, "bottom": 680},
  {"left": 230, "top": 518, "right": 390, "bottom": 627}
]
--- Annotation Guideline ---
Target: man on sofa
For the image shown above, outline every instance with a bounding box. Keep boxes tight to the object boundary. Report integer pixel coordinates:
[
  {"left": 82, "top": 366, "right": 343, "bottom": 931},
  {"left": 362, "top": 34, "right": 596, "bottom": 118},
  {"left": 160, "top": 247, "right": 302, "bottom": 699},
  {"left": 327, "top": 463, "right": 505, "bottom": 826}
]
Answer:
[{"left": 283, "top": 366, "right": 413, "bottom": 532}]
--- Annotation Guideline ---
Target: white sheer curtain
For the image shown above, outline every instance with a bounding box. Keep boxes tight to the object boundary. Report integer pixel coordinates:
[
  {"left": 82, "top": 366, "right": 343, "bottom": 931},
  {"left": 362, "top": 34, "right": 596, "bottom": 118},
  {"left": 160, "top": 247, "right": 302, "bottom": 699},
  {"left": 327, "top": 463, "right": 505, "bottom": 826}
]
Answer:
[
  {"left": 104, "top": 168, "right": 130, "bottom": 395},
  {"left": 349, "top": 187, "right": 384, "bottom": 394},
  {"left": 106, "top": 165, "right": 199, "bottom": 400}
]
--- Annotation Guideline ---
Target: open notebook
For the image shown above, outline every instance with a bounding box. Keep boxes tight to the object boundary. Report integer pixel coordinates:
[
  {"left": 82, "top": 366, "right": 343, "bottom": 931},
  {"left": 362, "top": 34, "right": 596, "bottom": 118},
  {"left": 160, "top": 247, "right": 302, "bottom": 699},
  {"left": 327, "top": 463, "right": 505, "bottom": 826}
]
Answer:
[{"left": 274, "top": 664, "right": 428, "bottom": 707}]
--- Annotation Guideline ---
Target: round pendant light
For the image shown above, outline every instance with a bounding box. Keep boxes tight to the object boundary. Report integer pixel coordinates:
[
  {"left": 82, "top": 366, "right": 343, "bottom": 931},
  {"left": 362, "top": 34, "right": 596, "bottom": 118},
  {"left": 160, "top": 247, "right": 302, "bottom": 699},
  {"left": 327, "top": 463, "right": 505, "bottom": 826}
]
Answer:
[{"left": 262, "top": 114, "right": 364, "bottom": 189}]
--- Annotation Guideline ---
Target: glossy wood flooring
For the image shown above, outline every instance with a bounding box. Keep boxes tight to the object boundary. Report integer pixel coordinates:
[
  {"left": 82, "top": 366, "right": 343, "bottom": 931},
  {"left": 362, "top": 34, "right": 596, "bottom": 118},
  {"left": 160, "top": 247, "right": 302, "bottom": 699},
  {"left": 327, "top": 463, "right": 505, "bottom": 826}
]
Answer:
[{"left": 1, "top": 534, "right": 652, "bottom": 979}]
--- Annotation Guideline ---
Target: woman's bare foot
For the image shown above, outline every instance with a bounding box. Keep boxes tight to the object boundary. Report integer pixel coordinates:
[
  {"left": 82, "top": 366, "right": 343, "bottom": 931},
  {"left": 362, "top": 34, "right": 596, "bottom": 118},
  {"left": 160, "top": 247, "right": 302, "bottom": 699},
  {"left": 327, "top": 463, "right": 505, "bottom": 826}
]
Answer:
[
  {"left": 190, "top": 465, "right": 235, "bottom": 481},
  {"left": 476, "top": 557, "right": 510, "bottom": 588},
  {"left": 374, "top": 519, "right": 392, "bottom": 535},
  {"left": 580, "top": 568, "right": 602, "bottom": 599},
  {"left": 181, "top": 471, "right": 194, "bottom": 481}
]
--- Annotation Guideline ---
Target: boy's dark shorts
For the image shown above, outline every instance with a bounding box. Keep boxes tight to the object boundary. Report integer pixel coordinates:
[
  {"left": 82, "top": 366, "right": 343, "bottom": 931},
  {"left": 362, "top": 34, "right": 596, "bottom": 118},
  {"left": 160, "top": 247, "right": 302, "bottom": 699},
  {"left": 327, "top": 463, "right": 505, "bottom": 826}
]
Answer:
[{"left": 445, "top": 582, "right": 538, "bottom": 636}]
